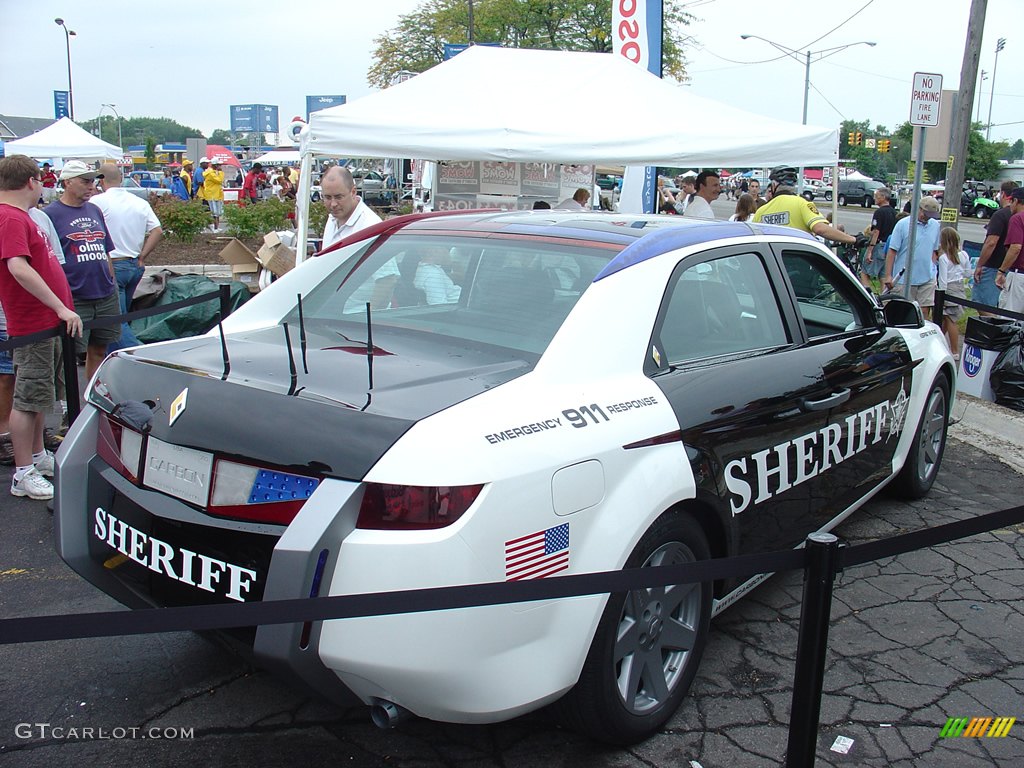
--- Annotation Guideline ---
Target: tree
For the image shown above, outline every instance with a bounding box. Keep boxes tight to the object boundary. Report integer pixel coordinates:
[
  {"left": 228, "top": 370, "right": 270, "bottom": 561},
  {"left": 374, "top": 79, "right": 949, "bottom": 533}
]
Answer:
[
  {"left": 965, "top": 130, "right": 1006, "bottom": 181},
  {"left": 367, "top": 0, "right": 694, "bottom": 88},
  {"left": 77, "top": 116, "right": 205, "bottom": 147},
  {"left": 209, "top": 129, "right": 235, "bottom": 145},
  {"left": 144, "top": 136, "right": 157, "bottom": 166},
  {"left": 1004, "top": 138, "right": 1023, "bottom": 163}
]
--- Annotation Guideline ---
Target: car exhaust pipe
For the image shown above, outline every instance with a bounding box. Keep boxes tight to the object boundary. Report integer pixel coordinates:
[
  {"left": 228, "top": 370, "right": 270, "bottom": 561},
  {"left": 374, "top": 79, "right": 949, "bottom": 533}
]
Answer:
[{"left": 370, "top": 700, "right": 412, "bottom": 729}]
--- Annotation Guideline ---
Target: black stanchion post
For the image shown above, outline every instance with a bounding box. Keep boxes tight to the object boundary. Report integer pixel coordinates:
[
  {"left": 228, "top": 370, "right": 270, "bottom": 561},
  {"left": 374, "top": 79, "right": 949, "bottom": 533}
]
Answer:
[
  {"left": 60, "top": 327, "right": 81, "bottom": 425},
  {"left": 218, "top": 284, "right": 231, "bottom": 321},
  {"left": 933, "top": 289, "right": 945, "bottom": 323},
  {"left": 785, "top": 532, "right": 841, "bottom": 768}
]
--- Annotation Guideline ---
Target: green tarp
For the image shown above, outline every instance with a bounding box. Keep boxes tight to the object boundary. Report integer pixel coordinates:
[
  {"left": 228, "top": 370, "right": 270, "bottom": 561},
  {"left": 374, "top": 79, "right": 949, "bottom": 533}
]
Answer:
[{"left": 131, "top": 274, "right": 250, "bottom": 343}]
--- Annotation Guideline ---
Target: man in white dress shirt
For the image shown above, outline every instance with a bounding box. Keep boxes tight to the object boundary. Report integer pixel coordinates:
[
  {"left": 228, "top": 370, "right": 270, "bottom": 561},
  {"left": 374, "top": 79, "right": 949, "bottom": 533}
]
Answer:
[{"left": 321, "top": 166, "right": 383, "bottom": 249}]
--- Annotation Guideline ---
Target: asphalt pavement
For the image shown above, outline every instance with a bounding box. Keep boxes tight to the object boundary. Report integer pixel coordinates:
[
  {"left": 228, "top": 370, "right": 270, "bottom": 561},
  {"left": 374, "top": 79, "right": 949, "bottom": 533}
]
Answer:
[{"left": 1, "top": 405, "right": 1022, "bottom": 764}]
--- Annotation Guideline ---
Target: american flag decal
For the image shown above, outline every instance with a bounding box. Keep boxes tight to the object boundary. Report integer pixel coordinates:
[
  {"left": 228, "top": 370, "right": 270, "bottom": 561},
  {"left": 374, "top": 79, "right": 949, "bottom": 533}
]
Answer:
[{"left": 505, "top": 523, "right": 569, "bottom": 581}]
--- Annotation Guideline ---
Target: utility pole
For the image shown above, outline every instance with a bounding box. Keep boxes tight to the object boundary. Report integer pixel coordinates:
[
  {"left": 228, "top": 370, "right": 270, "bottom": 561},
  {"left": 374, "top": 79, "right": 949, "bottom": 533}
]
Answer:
[{"left": 945, "top": 0, "right": 987, "bottom": 230}]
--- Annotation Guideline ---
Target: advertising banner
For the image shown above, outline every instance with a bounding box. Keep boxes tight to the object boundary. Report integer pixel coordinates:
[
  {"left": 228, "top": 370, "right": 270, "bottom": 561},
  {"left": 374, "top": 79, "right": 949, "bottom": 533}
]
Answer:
[
  {"left": 521, "top": 163, "right": 561, "bottom": 197},
  {"left": 230, "top": 104, "right": 279, "bottom": 134},
  {"left": 437, "top": 161, "right": 480, "bottom": 194},
  {"left": 560, "top": 164, "right": 595, "bottom": 201},
  {"left": 480, "top": 162, "right": 521, "bottom": 196},
  {"left": 613, "top": 0, "right": 662, "bottom": 214},
  {"left": 306, "top": 95, "right": 345, "bottom": 121},
  {"left": 53, "top": 91, "right": 70, "bottom": 119}
]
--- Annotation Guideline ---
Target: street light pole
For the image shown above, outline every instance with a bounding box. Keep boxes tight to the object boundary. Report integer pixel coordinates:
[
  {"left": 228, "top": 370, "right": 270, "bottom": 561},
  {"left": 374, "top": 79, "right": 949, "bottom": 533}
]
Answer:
[
  {"left": 977, "top": 70, "right": 988, "bottom": 124},
  {"left": 740, "top": 35, "right": 875, "bottom": 198},
  {"left": 102, "top": 103, "right": 123, "bottom": 150},
  {"left": 986, "top": 38, "right": 1006, "bottom": 141},
  {"left": 54, "top": 18, "right": 76, "bottom": 120},
  {"left": 802, "top": 50, "right": 811, "bottom": 126},
  {"left": 740, "top": 35, "right": 877, "bottom": 128}
]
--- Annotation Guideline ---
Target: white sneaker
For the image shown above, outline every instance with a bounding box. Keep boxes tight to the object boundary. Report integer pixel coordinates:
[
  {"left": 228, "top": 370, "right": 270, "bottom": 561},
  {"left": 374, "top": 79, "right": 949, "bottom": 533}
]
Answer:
[
  {"left": 34, "top": 450, "right": 55, "bottom": 477},
  {"left": 11, "top": 467, "right": 54, "bottom": 500}
]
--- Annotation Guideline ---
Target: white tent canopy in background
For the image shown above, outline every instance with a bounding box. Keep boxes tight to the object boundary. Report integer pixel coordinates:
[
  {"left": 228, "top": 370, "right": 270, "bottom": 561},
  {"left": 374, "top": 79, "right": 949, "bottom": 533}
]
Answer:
[
  {"left": 4, "top": 117, "right": 122, "bottom": 161},
  {"left": 301, "top": 46, "right": 839, "bottom": 167},
  {"left": 251, "top": 149, "right": 301, "bottom": 166},
  {"left": 296, "top": 45, "right": 840, "bottom": 257}
]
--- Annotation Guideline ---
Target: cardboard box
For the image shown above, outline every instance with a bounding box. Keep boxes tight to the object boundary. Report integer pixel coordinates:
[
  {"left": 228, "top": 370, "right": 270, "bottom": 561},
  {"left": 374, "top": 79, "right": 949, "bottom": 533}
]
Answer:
[
  {"left": 256, "top": 231, "right": 296, "bottom": 278},
  {"left": 219, "top": 238, "right": 261, "bottom": 292}
]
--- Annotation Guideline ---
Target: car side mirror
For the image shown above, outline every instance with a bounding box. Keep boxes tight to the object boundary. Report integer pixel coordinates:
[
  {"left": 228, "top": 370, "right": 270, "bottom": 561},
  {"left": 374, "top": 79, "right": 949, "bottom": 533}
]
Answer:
[{"left": 881, "top": 296, "right": 924, "bottom": 328}]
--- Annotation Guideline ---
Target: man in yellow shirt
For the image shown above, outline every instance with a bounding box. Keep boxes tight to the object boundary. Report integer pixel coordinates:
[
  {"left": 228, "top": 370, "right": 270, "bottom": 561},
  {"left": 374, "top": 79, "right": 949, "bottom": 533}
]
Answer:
[
  {"left": 753, "top": 166, "right": 863, "bottom": 248},
  {"left": 179, "top": 159, "right": 193, "bottom": 198},
  {"left": 202, "top": 161, "right": 226, "bottom": 231}
]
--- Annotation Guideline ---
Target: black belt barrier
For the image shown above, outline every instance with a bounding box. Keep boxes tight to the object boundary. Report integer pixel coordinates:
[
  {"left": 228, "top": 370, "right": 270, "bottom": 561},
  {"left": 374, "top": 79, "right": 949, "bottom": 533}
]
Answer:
[{"left": 2, "top": 503, "right": 1023, "bottom": 767}]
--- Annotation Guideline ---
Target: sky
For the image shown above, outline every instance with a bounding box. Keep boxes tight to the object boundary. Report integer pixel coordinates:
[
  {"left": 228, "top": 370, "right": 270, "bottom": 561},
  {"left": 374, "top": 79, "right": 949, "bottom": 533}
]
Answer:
[{"left": 2, "top": 0, "right": 1021, "bottom": 146}]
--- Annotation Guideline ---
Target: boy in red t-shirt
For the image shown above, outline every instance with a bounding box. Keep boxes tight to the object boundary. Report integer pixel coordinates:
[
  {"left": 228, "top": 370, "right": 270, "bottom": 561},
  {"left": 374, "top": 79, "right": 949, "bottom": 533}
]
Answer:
[{"left": 0, "top": 155, "right": 81, "bottom": 500}]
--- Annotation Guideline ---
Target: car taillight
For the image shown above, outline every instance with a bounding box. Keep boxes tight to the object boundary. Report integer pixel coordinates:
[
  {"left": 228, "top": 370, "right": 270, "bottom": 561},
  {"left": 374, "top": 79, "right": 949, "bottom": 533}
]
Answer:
[
  {"left": 356, "top": 483, "right": 483, "bottom": 530},
  {"left": 208, "top": 459, "right": 320, "bottom": 525},
  {"left": 96, "top": 413, "right": 143, "bottom": 483}
]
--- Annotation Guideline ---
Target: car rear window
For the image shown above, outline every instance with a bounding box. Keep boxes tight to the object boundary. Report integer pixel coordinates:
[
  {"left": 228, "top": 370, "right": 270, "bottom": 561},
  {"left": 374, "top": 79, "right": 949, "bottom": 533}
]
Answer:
[{"left": 286, "top": 234, "right": 616, "bottom": 356}]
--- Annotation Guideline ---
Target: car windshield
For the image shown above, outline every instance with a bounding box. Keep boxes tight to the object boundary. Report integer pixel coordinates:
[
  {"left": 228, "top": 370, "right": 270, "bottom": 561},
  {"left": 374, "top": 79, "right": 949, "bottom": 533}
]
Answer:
[{"left": 285, "top": 233, "right": 615, "bottom": 356}]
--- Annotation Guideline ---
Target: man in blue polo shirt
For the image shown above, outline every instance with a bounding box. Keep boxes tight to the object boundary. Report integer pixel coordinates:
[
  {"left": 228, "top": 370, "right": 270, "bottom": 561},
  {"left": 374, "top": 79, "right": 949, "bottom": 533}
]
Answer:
[{"left": 882, "top": 195, "right": 941, "bottom": 320}]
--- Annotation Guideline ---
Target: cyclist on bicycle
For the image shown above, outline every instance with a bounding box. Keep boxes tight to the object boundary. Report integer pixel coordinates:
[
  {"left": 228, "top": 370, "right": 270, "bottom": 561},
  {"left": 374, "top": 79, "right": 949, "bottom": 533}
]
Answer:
[{"left": 753, "top": 166, "right": 868, "bottom": 251}]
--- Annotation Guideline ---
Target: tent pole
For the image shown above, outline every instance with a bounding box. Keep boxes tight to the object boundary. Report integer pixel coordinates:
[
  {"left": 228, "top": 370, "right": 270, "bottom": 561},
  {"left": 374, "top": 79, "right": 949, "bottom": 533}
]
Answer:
[
  {"left": 296, "top": 152, "right": 314, "bottom": 264},
  {"left": 831, "top": 163, "right": 839, "bottom": 223}
]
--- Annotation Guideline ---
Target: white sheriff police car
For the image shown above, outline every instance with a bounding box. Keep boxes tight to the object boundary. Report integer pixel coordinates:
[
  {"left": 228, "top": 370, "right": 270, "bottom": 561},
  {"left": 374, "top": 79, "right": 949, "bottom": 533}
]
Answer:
[{"left": 55, "top": 210, "right": 953, "bottom": 744}]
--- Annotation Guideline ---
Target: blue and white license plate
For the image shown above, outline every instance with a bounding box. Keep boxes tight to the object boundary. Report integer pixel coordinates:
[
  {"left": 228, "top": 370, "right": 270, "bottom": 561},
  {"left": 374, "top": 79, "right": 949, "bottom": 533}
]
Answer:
[{"left": 142, "top": 436, "right": 214, "bottom": 506}]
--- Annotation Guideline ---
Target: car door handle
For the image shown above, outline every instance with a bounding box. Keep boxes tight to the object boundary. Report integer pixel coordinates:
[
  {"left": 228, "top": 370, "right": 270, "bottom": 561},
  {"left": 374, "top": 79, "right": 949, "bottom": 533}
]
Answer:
[{"left": 800, "top": 388, "right": 851, "bottom": 412}]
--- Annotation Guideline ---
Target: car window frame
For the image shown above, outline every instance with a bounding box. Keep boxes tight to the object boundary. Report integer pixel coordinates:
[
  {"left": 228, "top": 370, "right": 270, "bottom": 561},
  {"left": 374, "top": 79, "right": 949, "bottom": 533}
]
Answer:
[
  {"left": 646, "top": 243, "right": 797, "bottom": 375},
  {"left": 769, "top": 243, "right": 882, "bottom": 345}
]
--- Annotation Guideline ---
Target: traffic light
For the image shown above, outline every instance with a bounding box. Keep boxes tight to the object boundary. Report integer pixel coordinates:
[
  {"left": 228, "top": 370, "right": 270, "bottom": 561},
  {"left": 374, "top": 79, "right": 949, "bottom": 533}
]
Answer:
[
  {"left": 855, "top": 132, "right": 864, "bottom": 146},
  {"left": 848, "top": 131, "right": 856, "bottom": 145},
  {"left": 878, "top": 139, "right": 891, "bottom": 153}
]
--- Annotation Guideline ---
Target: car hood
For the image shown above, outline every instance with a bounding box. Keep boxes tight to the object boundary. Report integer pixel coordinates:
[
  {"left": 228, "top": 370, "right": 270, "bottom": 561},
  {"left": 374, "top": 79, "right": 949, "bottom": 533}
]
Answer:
[{"left": 94, "top": 327, "right": 533, "bottom": 479}]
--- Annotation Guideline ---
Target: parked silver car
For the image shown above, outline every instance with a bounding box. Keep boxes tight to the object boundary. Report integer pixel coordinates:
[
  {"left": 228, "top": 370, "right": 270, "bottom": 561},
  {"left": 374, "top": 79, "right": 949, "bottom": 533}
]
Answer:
[{"left": 118, "top": 176, "right": 171, "bottom": 200}]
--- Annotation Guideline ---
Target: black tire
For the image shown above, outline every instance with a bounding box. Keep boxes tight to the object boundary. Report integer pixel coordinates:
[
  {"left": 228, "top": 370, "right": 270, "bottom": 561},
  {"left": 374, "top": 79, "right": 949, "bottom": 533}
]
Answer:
[
  {"left": 838, "top": 194, "right": 847, "bottom": 206},
  {"left": 311, "top": 191, "right": 321, "bottom": 202},
  {"left": 557, "top": 512, "right": 712, "bottom": 745},
  {"left": 824, "top": 191, "right": 833, "bottom": 202},
  {"left": 863, "top": 195, "right": 873, "bottom": 208},
  {"left": 891, "top": 376, "right": 949, "bottom": 498},
  {"left": 802, "top": 191, "right": 815, "bottom": 202},
  {"left": 974, "top": 206, "right": 987, "bottom": 219}
]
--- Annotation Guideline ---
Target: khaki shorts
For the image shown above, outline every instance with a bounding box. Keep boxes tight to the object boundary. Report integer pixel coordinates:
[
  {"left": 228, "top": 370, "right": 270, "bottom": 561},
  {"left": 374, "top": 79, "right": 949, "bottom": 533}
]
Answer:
[
  {"left": 12, "top": 337, "right": 64, "bottom": 413},
  {"left": 75, "top": 290, "right": 122, "bottom": 352},
  {"left": 894, "top": 280, "right": 936, "bottom": 308}
]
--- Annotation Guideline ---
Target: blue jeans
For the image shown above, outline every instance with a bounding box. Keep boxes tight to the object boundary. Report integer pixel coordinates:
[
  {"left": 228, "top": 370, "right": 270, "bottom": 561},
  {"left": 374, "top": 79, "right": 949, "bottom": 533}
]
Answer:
[
  {"left": 107, "top": 258, "right": 145, "bottom": 352},
  {"left": 973, "top": 266, "right": 1001, "bottom": 310}
]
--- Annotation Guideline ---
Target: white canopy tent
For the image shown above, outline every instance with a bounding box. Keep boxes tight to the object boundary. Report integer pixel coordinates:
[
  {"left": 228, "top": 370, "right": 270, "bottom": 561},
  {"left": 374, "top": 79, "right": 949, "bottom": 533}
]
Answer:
[
  {"left": 296, "top": 45, "right": 840, "bottom": 257},
  {"left": 4, "top": 117, "right": 122, "bottom": 161},
  {"left": 251, "top": 149, "right": 302, "bottom": 166}
]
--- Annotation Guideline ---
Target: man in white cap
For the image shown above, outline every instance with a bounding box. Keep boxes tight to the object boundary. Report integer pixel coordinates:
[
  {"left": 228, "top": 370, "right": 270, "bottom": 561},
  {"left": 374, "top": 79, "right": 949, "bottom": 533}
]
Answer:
[
  {"left": 93, "top": 162, "right": 164, "bottom": 350},
  {"left": 882, "top": 196, "right": 942, "bottom": 320},
  {"left": 44, "top": 160, "right": 120, "bottom": 381}
]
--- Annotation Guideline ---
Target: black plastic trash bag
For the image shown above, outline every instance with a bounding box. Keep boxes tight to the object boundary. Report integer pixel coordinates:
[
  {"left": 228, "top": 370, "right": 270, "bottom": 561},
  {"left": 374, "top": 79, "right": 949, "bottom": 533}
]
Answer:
[
  {"left": 990, "top": 325, "right": 1024, "bottom": 411},
  {"left": 964, "top": 316, "right": 1022, "bottom": 351},
  {"left": 130, "top": 274, "right": 250, "bottom": 343}
]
